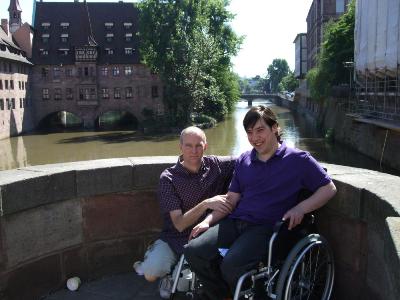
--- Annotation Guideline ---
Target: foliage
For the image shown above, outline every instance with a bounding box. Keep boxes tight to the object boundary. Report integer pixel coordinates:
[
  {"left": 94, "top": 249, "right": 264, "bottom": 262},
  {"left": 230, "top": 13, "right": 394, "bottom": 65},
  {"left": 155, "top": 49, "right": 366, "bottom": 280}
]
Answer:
[
  {"left": 138, "top": 0, "right": 242, "bottom": 125},
  {"left": 266, "top": 59, "right": 289, "bottom": 93},
  {"left": 238, "top": 75, "right": 265, "bottom": 94},
  {"left": 306, "top": 0, "right": 355, "bottom": 101},
  {"left": 279, "top": 71, "right": 299, "bottom": 92},
  {"left": 192, "top": 113, "right": 217, "bottom": 127}
]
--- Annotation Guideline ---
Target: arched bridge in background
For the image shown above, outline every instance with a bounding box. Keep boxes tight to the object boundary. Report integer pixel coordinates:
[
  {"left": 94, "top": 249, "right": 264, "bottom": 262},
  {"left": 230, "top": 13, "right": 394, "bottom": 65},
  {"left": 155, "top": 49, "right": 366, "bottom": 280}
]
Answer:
[{"left": 240, "top": 93, "right": 280, "bottom": 106}]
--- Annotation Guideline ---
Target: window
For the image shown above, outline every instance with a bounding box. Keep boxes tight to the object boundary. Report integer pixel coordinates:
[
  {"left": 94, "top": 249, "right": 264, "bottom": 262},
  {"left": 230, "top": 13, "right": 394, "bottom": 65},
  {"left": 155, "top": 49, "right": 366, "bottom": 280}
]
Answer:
[
  {"left": 0, "top": 99, "right": 3, "bottom": 110},
  {"left": 5, "top": 80, "right": 8, "bottom": 89},
  {"left": 125, "top": 87, "right": 133, "bottom": 99},
  {"left": 54, "top": 88, "right": 62, "bottom": 100},
  {"left": 101, "top": 67, "right": 108, "bottom": 76},
  {"left": 125, "top": 33, "right": 132, "bottom": 41},
  {"left": 19, "top": 98, "right": 23, "bottom": 108},
  {"left": 40, "top": 49, "right": 49, "bottom": 56},
  {"left": 79, "top": 88, "right": 96, "bottom": 100},
  {"left": 112, "top": 66, "right": 120, "bottom": 76},
  {"left": 336, "top": 0, "right": 345, "bottom": 13},
  {"left": 11, "top": 98, "right": 15, "bottom": 109},
  {"left": 58, "top": 49, "right": 69, "bottom": 56},
  {"left": 123, "top": 22, "right": 132, "bottom": 29},
  {"left": 60, "top": 22, "right": 69, "bottom": 29},
  {"left": 104, "top": 22, "right": 114, "bottom": 29},
  {"left": 18, "top": 81, "right": 21, "bottom": 90},
  {"left": 42, "top": 88, "right": 49, "bottom": 100},
  {"left": 42, "top": 33, "right": 50, "bottom": 43},
  {"left": 124, "top": 66, "right": 132, "bottom": 76},
  {"left": 106, "top": 33, "right": 114, "bottom": 42},
  {"left": 105, "top": 48, "right": 114, "bottom": 55},
  {"left": 125, "top": 48, "right": 133, "bottom": 55},
  {"left": 0, "top": 80, "right": 2, "bottom": 90},
  {"left": 53, "top": 67, "right": 61, "bottom": 78},
  {"left": 42, "top": 67, "right": 49, "bottom": 78},
  {"left": 66, "top": 88, "right": 73, "bottom": 100},
  {"left": 61, "top": 34, "right": 69, "bottom": 43},
  {"left": 114, "top": 88, "right": 121, "bottom": 99},
  {"left": 41, "top": 22, "right": 50, "bottom": 29},
  {"left": 6, "top": 98, "right": 10, "bottom": 110},
  {"left": 65, "top": 68, "right": 73, "bottom": 77},
  {"left": 152, "top": 86, "right": 159, "bottom": 98},
  {"left": 84, "top": 67, "right": 89, "bottom": 76},
  {"left": 101, "top": 88, "right": 109, "bottom": 99},
  {"left": 10, "top": 80, "right": 14, "bottom": 90}
]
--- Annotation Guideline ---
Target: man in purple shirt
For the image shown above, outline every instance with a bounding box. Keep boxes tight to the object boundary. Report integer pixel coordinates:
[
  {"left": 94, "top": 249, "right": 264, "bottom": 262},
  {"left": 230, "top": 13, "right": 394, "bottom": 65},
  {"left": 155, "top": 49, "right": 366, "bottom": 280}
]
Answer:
[
  {"left": 134, "top": 126, "right": 235, "bottom": 298},
  {"left": 184, "top": 106, "right": 337, "bottom": 300}
]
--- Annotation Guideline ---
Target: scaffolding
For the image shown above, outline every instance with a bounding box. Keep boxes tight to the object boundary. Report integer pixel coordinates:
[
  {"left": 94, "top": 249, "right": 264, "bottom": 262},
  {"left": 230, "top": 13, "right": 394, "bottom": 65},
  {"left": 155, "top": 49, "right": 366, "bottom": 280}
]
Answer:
[{"left": 349, "top": 66, "right": 400, "bottom": 122}]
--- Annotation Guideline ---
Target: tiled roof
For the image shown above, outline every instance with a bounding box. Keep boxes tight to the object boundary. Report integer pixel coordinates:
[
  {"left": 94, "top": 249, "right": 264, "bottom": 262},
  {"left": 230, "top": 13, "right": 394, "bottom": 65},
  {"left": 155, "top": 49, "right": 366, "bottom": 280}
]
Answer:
[
  {"left": 32, "top": 1, "right": 140, "bottom": 65},
  {"left": 0, "top": 26, "right": 32, "bottom": 64}
]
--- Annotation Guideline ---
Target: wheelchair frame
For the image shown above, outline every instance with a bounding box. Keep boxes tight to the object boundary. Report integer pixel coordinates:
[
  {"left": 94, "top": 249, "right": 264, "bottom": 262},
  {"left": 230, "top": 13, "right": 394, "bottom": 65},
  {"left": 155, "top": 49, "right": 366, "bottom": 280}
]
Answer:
[{"left": 170, "top": 215, "right": 334, "bottom": 300}]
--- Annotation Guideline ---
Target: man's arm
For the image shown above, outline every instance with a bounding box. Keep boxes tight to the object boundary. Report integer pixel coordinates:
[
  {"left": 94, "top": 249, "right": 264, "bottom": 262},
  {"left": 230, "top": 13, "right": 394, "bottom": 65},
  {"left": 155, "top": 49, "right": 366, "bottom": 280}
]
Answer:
[
  {"left": 283, "top": 181, "right": 337, "bottom": 230},
  {"left": 189, "top": 191, "right": 241, "bottom": 239},
  {"left": 170, "top": 194, "right": 234, "bottom": 232}
]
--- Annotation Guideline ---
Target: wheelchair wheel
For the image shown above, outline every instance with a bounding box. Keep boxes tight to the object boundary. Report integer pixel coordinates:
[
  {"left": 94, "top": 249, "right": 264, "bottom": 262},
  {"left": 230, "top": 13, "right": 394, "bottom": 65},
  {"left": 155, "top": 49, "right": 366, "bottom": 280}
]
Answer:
[{"left": 275, "top": 234, "right": 334, "bottom": 300}]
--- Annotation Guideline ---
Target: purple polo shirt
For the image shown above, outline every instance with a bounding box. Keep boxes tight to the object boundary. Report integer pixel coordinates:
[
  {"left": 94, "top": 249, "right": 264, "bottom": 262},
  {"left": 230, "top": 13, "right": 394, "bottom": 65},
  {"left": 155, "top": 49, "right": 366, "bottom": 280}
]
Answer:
[
  {"left": 229, "top": 142, "right": 331, "bottom": 226},
  {"left": 158, "top": 155, "right": 235, "bottom": 254}
]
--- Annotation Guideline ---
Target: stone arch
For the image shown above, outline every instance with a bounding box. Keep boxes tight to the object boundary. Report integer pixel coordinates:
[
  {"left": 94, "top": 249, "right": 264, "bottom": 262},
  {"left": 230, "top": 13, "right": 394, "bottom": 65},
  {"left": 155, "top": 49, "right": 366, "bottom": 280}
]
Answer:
[
  {"left": 95, "top": 109, "right": 138, "bottom": 130},
  {"left": 37, "top": 110, "right": 83, "bottom": 129}
]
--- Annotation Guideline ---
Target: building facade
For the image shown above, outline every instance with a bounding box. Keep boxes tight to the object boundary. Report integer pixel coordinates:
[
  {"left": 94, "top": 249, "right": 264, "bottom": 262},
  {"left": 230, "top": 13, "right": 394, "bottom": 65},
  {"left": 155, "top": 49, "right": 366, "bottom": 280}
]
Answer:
[
  {"left": 0, "top": 17, "right": 33, "bottom": 140},
  {"left": 293, "top": 33, "right": 307, "bottom": 79},
  {"left": 306, "top": 0, "right": 350, "bottom": 70},
  {"left": 32, "top": 1, "right": 164, "bottom": 128}
]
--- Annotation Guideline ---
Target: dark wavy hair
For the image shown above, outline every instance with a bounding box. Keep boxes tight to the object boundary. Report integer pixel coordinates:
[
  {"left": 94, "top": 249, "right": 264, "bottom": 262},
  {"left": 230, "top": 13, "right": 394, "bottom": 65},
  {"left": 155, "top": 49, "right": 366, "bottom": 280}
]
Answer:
[{"left": 243, "top": 105, "right": 281, "bottom": 142}]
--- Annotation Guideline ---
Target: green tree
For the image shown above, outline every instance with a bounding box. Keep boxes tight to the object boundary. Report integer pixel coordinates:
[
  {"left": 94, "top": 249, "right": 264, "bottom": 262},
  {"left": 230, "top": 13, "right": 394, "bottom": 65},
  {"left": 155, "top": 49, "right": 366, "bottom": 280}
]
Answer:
[
  {"left": 266, "top": 59, "right": 289, "bottom": 93},
  {"left": 138, "top": 0, "right": 242, "bottom": 125},
  {"left": 280, "top": 71, "right": 299, "bottom": 92},
  {"left": 306, "top": 0, "right": 355, "bottom": 101}
]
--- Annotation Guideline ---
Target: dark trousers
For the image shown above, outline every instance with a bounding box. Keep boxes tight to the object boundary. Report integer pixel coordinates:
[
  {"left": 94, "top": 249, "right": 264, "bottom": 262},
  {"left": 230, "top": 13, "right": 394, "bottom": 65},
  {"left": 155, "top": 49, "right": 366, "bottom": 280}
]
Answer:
[{"left": 184, "top": 218, "right": 273, "bottom": 300}]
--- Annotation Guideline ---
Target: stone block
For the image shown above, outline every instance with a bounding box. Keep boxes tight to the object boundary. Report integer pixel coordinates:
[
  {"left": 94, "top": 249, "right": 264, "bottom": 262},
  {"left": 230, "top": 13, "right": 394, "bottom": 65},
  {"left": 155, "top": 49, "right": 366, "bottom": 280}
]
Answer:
[
  {"left": 86, "top": 235, "right": 156, "bottom": 280},
  {"left": 0, "top": 254, "right": 62, "bottom": 300},
  {"left": 62, "top": 246, "right": 89, "bottom": 282},
  {"left": 130, "top": 157, "right": 176, "bottom": 188},
  {"left": 3, "top": 199, "right": 83, "bottom": 268},
  {"left": 0, "top": 169, "right": 76, "bottom": 215},
  {"left": 75, "top": 159, "right": 134, "bottom": 197},
  {"left": 82, "top": 191, "right": 162, "bottom": 242}
]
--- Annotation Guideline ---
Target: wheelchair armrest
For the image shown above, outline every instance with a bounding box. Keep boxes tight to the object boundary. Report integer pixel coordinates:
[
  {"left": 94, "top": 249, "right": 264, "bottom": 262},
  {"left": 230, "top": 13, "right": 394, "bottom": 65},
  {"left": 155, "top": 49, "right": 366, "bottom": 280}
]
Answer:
[{"left": 273, "top": 214, "right": 315, "bottom": 234}]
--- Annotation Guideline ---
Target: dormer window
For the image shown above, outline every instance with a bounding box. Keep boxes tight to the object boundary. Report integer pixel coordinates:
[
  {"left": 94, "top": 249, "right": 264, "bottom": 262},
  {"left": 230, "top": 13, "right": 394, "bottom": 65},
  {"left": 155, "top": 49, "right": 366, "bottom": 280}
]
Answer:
[
  {"left": 42, "top": 33, "right": 50, "bottom": 43},
  {"left": 58, "top": 48, "right": 69, "bottom": 56},
  {"left": 60, "top": 22, "right": 69, "bottom": 29},
  {"left": 123, "top": 22, "right": 132, "bottom": 29},
  {"left": 125, "top": 48, "right": 133, "bottom": 55},
  {"left": 40, "top": 49, "right": 49, "bottom": 56},
  {"left": 106, "top": 33, "right": 114, "bottom": 42},
  {"left": 61, "top": 33, "right": 69, "bottom": 43},
  {"left": 41, "top": 22, "right": 50, "bottom": 30},
  {"left": 104, "top": 22, "right": 114, "bottom": 29},
  {"left": 125, "top": 33, "right": 132, "bottom": 42},
  {"left": 105, "top": 48, "right": 114, "bottom": 55}
]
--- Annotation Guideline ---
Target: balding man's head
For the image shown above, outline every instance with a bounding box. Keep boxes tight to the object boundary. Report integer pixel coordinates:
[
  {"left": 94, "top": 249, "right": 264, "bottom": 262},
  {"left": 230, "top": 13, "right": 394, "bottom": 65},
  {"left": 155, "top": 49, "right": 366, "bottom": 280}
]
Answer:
[{"left": 180, "top": 126, "right": 207, "bottom": 145}]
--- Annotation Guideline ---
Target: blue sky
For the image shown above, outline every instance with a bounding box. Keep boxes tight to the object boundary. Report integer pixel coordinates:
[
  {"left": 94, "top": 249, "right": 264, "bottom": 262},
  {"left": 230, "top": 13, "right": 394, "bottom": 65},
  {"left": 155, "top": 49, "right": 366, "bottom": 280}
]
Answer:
[{"left": 0, "top": 0, "right": 313, "bottom": 78}]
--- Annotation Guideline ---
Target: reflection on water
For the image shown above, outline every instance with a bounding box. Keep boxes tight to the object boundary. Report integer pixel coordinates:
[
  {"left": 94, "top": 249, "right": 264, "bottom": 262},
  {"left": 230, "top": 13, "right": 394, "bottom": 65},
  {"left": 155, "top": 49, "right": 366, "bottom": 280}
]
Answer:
[{"left": 0, "top": 99, "right": 398, "bottom": 175}]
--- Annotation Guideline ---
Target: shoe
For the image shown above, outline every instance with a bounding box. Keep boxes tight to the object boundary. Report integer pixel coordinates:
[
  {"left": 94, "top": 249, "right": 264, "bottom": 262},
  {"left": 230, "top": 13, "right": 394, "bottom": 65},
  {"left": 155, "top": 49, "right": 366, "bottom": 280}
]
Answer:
[
  {"left": 133, "top": 261, "right": 144, "bottom": 276},
  {"left": 159, "top": 275, "right": 173, "bottom": 299}
]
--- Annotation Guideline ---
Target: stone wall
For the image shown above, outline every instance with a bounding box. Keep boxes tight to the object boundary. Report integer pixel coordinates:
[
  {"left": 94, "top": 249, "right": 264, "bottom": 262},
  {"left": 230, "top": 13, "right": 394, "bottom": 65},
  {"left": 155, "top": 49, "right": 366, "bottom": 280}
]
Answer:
[{"left": 0, "top": 158, "right": 399, "bottom": 300}]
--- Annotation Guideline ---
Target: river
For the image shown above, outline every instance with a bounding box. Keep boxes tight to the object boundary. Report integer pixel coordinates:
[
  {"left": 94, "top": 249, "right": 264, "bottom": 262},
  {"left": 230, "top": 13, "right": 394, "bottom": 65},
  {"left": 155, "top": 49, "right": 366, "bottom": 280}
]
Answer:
[{"left": 0, "top": 99, "right": 396, "bottom": 174}]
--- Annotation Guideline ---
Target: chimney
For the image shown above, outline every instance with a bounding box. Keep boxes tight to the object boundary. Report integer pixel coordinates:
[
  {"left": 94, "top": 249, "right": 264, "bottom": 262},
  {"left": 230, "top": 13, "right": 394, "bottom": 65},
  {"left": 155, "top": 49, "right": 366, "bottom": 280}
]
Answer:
[{"left": 1, "top": 19, "right": 9, "bottom": 36}]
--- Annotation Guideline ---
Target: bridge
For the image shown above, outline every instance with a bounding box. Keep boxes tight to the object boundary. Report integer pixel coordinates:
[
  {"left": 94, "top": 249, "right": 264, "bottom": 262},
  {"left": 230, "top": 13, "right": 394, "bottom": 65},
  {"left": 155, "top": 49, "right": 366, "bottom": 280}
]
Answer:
[{"left": 239, "top": 93, "right": 279, "bottom": 106}]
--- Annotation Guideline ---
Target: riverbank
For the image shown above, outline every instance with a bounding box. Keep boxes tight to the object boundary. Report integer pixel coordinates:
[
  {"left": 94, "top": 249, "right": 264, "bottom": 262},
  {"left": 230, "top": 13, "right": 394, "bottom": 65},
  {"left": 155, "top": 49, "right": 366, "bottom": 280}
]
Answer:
[{"left": 272, "top": 92, "right": 400, "bottom": 173}]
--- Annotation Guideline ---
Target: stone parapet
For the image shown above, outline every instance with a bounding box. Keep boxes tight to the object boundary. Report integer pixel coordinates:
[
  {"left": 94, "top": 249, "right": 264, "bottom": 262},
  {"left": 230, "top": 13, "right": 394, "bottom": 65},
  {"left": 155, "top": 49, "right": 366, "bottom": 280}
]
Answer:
[{"left": 0, "top": 158, "right": 399, "bottom": 299}]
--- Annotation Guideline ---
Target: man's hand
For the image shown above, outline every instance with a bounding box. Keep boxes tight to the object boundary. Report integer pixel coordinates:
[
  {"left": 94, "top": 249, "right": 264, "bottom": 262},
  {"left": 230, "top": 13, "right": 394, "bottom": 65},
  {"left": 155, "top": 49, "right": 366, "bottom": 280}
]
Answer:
[
  {"left": 283, "top": 205, "right": 305, "bottom": 230},
  {"left": 189, "top": 220, "right": 210, "bottom": 240},
  {"left": 205, "top": 195, "right": 233, "bottom": 214}
]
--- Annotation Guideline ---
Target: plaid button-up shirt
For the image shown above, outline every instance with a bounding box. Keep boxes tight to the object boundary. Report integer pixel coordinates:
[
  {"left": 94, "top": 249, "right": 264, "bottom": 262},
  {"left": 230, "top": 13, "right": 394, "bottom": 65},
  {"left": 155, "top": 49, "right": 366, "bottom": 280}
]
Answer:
[{"left": 158, "top": 155, "right": 235, "bottom": 254}]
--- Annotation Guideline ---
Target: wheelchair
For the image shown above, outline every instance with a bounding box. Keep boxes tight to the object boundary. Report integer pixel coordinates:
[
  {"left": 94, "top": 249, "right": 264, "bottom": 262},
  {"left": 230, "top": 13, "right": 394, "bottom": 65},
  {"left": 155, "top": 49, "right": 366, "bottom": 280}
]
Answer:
[{"left": 170, "top": 193, "right": 334, "bottom": 300}]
